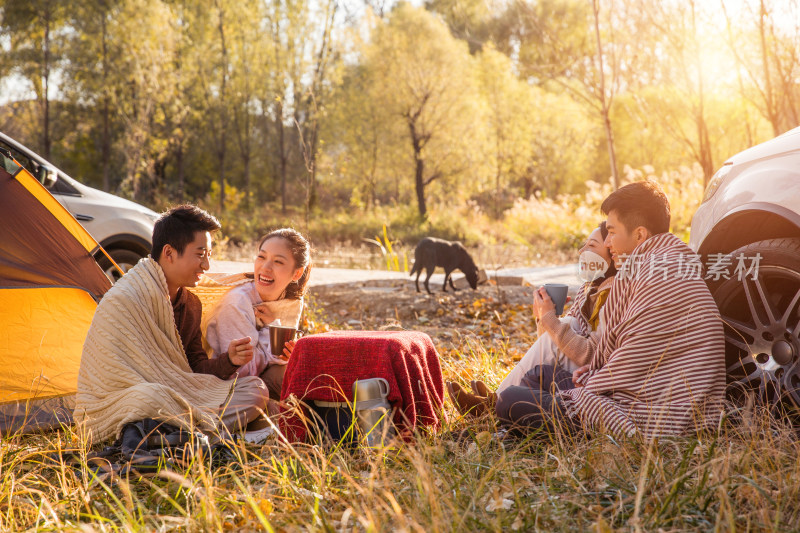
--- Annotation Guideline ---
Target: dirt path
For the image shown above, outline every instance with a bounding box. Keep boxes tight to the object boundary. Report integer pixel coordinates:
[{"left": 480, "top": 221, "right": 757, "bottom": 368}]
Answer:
[{"left": 306, "top": 277, "right": 543, "bottom": 362}]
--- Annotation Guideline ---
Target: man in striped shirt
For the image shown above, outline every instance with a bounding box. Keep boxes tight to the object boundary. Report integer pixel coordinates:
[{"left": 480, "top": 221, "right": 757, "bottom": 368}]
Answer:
[{"left": 496, "top": 180, "right": 726, "bottom": 438}]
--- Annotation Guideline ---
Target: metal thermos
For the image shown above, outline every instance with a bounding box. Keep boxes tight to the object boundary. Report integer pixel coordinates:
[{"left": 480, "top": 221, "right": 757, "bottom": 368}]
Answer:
[{"left": 352, "top": 378, "right": 395, "bottom": 447}]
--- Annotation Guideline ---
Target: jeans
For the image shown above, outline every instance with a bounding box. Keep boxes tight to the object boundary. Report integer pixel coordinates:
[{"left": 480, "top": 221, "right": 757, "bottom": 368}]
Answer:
[
  {"left": 495, "top": 364, "right": 578, "bottom": 434},
  {"left": 497, "top": 317, "right": 583, "bottom": 393}
]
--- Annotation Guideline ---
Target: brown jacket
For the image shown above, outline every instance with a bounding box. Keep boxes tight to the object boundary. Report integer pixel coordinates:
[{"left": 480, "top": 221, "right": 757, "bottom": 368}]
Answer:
[{"left": 172, "top": 287, "right": 239, "bottom": 379}]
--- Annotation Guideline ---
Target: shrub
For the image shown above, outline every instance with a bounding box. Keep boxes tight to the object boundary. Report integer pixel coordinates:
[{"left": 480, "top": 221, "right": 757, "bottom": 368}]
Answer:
[
  {"left": 203, "top": 164, "right": 705, "bottom": 259},
  {"left": 502, "top": 165, "right": 705, "bottom": 249}
]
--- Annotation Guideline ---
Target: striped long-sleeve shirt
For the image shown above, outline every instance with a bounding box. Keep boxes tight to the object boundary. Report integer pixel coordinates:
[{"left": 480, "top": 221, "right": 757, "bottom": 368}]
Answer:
[{"left": 560, "top": 232, "right": 726, "bottom": 438}]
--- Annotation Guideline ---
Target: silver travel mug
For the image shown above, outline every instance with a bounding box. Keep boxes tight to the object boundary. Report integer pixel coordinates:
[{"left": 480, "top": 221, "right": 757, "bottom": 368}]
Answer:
[{"left": 352, "top": 378, "right": 395, "bottom": 447}]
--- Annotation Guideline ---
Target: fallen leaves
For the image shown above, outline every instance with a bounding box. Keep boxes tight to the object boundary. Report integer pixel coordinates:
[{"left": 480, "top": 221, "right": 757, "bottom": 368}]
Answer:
[
  {"left": 485, "top": 497, "right": 514, "bottom": 512},
  {"left": 308, "top": 280, "right": 538, "bottom": 358}
]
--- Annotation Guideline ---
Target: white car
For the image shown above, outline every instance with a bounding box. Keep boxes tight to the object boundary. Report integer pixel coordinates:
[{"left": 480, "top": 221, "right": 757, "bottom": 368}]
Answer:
[
  {"left": 0, "top": 132, "right": 157, "bottom": 281},
  {"left": 690, "top": 126, "right": 800, "bottom": 409}
]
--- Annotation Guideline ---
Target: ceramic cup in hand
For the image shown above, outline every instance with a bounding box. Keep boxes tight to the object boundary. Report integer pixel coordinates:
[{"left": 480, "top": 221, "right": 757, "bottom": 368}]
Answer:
[{"left": 543, "top": 283, "right": 569, "bottom": 316}]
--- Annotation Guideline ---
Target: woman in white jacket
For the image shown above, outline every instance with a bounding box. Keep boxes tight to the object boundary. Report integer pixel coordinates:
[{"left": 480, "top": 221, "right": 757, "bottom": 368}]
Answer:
[{"left": 205, "top": 228, "right": 311, "bottom": 399}]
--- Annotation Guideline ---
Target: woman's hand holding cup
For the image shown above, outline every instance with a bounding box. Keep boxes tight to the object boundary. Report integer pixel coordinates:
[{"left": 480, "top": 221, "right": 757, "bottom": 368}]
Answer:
[
  {"left": 540, "top": 283, "right": 569, "bottom": 316},
  {"left": 279, "top": 340, "right": 296, "bottom": 362},
  {"left": 533, "top": 287, "right": 556, "bottom": 320},
  {"left": 269, "top": 324, "right": 297, "bottom": 357}
]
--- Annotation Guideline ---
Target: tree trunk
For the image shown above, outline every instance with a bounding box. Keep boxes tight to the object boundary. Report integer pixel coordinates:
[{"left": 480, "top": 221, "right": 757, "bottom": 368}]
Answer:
[
  {"left": 234, "top": 101, "right": 252, "bottom": 207},
  {"left": 414, "top": 153, "right": 426, "bottom": 218},
  {"left": 296, "top": 90, "right": 318, "bottom": 220},
  {"left": 101, "top": 10, "right": 111, "bottom": 192},
  {"left": 42, "top": 3, "right": 51, "bottom": 160},
  {"left": 176, "top": 143, "right": 184, "bottom": 200},
  {"left": 102, "top": 98, "right": 110, "bottom": 190},
  {"left": 243, "top": 106, "right": 251, "bottom": 208},
  {"left": 295, "top": 92, "right": 318, "bottom": 224},
  {"left": 216, "top": 2, "right": 228, "bottom": 212},
  {"left": 368, "top": 131, "right": 378, "bottom": 208},
  {"left": 175, "top": 0, "right": 186, "bottom": 201},
  {"left": 233, "top": 34, "right": 252, "bottom": 209},
  {"left": 592, "top": 0, "right": 619, "bottom": 189},
  {"left": 695, "top": 94, "right": 714, "bottom": 186},
  {"left": 243, "top": 152, "right": 251, "bottom": 207},
  {"left": 601, "top": 108, "right": 619, "bottom": 189},
  {"left": 307, "top": 121, "right": 319, "bottom": 212},
  {"left": 494, "top": 134, "right": 502, "bottom": 218},
  {"left": 268, "top": 11, "right": 287, "bottom": 215},
  {"left": 697, "top": 119, "right": 714, "bottom": 185},
  {"left": 129, "top": 81, "right": 140, "bottom": 200},
  {"left": 408, "top": 121, "right": 427, "bottom": 218},
  {"left": 303, "top": 0, "right": 337, "bottom": 215},
  {"left": 758, "top": 0, "right": 781, "bottom": 136},
  {"left": 276, "top": 100, "right": 287, "bottom": 215},
  {"left": 691, "top": 1, "right": 714, "bottom": 186}
]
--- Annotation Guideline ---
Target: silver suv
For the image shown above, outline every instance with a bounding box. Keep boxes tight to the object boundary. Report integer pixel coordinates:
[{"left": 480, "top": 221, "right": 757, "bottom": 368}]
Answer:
[
  {"left": 689, "top": 127, "right": 800, "bottom": 409},
  {"left": 0, "top": 132, "right": 157, "bottom": 281}
]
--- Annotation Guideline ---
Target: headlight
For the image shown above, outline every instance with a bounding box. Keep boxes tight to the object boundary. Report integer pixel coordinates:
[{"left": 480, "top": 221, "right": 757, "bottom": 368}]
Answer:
[{"left": 702, "top": 163, "right": 732, "bottom": 203}]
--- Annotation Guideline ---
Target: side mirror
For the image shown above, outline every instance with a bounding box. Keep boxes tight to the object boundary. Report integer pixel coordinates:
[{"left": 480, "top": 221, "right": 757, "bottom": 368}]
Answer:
[{"left": 41, "top": 165, "right": 58, "bottom": 189}]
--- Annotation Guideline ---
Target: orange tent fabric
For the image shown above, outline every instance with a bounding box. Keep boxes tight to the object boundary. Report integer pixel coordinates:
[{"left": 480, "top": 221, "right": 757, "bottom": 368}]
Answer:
[{"left": 0, "top": 151, "right": 111, "bottom": 433}]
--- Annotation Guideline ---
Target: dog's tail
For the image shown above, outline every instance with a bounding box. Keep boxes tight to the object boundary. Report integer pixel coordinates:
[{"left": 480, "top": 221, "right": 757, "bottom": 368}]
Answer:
[{"left": 409, "top": 260, "right": 419, "bottom": 277}]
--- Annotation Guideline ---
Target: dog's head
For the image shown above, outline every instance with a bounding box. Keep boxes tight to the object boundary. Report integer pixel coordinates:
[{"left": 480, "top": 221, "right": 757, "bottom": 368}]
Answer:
[
  {"left": 464, "top": 262, "right": 480, "bottom": 290},
  {"left": 455, "top": 244, "right": 480, "bottom": 290},
  {"left": 464, "top": 265, "right": 478, "bottom": 290}
]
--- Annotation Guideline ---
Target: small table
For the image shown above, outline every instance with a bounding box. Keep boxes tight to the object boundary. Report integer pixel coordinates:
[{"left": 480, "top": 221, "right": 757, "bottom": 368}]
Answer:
[{"left": 279, "top": 330, "right": 446, "bottom": 442}]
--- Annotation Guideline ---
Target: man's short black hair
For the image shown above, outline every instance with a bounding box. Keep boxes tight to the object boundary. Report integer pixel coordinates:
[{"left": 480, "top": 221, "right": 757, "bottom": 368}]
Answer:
[
  {"left": 151, "top": 204, "right": 221, "bottom": 261},
  {"left": 600, "top": 180, "right": 671, "bottom": 235}
]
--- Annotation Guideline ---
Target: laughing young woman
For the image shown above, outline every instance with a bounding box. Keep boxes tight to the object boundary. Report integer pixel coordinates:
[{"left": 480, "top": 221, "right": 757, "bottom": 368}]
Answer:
[{"left": 205, "top": 228, "right": 312, "bottom": 399}]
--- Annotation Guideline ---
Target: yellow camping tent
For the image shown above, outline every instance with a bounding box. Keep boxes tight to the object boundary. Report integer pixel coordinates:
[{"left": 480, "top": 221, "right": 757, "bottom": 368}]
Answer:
[{"left": 0, "top": 148, "right": 112, "bottom": 433}]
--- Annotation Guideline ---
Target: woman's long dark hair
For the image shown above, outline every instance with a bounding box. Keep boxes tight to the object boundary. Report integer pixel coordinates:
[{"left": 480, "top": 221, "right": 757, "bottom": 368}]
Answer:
[{"left": 258, "top": 228, "right": 312, "bottom": 300}]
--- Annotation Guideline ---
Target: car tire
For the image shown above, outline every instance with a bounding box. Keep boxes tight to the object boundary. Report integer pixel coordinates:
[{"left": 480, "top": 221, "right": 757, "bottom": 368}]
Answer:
[
  {"left": 707, "top": 238, "right": 800, "bottom": 410},
  {"left": 97, "top": 248, "right": 144, "bottom": 283}
]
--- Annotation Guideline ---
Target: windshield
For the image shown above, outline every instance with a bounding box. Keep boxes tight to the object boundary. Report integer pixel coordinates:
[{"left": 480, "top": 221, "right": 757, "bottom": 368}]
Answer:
[{"left": 0, "top": 148, "right": 22, "bottom": 175}]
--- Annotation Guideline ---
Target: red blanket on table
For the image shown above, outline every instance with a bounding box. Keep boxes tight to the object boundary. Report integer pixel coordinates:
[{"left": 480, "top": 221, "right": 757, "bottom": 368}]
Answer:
[{"left": 279, "top": 330, "right": 446, "bottom": 442}]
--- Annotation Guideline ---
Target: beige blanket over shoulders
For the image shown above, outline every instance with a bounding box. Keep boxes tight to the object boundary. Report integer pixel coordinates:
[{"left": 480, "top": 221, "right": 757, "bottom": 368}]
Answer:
[{"left": 75, "top": 258, "right": 256, "bottom": 442}]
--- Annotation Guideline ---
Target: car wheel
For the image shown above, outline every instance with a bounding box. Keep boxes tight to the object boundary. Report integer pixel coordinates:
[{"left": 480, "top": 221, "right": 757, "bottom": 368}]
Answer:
[
  {"left": 97, "top": 249, "right": 143, "bottom": 283},
  {"left": 708, "top": 238, "right": 800, "bottom": 410}
]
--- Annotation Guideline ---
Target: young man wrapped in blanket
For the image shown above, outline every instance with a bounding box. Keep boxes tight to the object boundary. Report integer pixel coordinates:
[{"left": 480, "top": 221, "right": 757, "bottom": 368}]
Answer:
[
  {"left": 75, "top": 205, "right": 270, "bottom": 443},
  {"left": 496, "top": 181, "right": 727, "bottom": 438}
]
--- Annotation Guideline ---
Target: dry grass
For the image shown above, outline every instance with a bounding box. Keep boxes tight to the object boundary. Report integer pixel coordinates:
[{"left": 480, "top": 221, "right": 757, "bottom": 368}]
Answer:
[
  {"left": 3, "top": 285, "right": 799, "bottom": 531},
  {"left": 3, "top": 401, "right": 799, "bottom": 530}
]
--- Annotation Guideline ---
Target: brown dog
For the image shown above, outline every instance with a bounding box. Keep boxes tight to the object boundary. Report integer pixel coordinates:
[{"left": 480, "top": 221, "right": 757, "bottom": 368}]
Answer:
[{"left": 409, "top": 237, "right": 480, "bottom": 294}]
